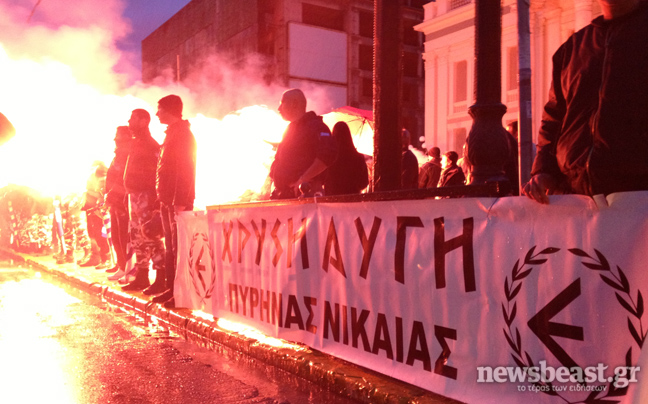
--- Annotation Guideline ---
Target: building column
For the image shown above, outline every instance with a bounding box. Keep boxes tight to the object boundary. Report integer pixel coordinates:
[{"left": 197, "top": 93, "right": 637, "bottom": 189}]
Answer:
[
  {"left": 439, "top": 49, "right": 449, "bottom": 153},
  {"left": 466, "top": 0, "right": 510, "bottom": 185},
  {"left": 530, "top": 6, "right": 547, "bottom": 143},
  {"left": 373, "top": 0, "right": 403, "bottom": 191},
  {"left": 421, "top": 51, "right": 435, "bottom": 151}
]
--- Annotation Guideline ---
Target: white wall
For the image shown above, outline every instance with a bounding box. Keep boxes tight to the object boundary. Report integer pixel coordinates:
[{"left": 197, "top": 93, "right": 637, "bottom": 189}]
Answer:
[
  {"left": 416, "top": 0, "right": 602, "bottom": 157},
  {"left": 288, "top": 22, "right": 347, "bottom": 84}
]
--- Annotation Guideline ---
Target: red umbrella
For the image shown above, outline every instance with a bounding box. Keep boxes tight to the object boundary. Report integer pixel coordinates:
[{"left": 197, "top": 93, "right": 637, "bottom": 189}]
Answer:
[{"left": 322, "top": 106, "right": 374, "bottom": 156}]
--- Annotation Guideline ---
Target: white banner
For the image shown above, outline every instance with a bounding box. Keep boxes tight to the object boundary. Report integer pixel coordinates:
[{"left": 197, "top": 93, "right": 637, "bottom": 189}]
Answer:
[
  {"left": 175, "top": 192, "right": 648, "bottom": 404},
  {"left": 175, "top": 211, "right": 215, "bottom": 312}
]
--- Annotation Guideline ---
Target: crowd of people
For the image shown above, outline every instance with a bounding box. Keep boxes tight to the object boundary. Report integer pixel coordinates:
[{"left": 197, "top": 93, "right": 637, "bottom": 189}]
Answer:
[
  {"left": 44, "top": 95, "right": 196, "bottom": 309},
  {"left": 267, "top": 88, "right": 480, "bottom": 199},
  {"left": 415, "top": 120, "right": 519, "bottom": 191},
  {"left": 3, "top": 0, "right": 648, "bottom": 310}
]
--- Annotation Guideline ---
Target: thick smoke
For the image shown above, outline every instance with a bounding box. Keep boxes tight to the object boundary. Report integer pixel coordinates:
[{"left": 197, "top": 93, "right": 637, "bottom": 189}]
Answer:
[
  {"left": 0, "top": 0, "right": 132, "bottom": 91},
  {"left": 0, "top": 0, "right": 337, "bottom": 207}
]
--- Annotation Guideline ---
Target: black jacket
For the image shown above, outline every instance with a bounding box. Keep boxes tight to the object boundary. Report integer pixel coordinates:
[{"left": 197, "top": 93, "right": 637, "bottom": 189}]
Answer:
[
  {"left": 533, "top": 2, "right": 648, "bottom": 195},
  {"left": 124, "top": 128, "right": 160, "bottom": 195},
  {"left": 439, "top": 164, "right": 465, "bottom": 188},
  {"left": 156, "top": 120, "right": 196, "bottom": 206},
  {"left": 401, "top": 149, "right": 419, "bottom": 190},
  {"left": 418, "top": 158, "right": 442, "bottom": 189},
  {"left": 325, "top": 151, "right": 369, "bottom": 196},
  {"left": 270, "top": 112, "right": 337, "bottom": 191}
]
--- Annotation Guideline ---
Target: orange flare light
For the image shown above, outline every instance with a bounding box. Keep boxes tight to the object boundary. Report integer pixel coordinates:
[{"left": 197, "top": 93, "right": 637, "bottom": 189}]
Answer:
[{"left": 0, "top": 44, "right": 288, "bottom": 208}]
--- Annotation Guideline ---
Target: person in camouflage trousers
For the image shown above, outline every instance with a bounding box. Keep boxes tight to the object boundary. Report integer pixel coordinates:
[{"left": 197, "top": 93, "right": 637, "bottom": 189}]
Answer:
[
  {"left": 55, "top": 193, "right": 91, "bottom": 264},
  {"left": 17, "top": 214, "right": 51, "bottom": 254},
  {"left": 121, "top": 109, "right": 165, "bottom": 293},
  {"left": 0, "top": 185, "right": 53, "bottom": 254},
  {"left": 127, "top": 191, "right": 165, "bottom": 284}
]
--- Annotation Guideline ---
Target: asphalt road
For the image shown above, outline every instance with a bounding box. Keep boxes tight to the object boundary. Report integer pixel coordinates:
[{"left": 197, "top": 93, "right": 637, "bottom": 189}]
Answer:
[{"left": 0, "top": 259, "right": 360, "bottom": 404}]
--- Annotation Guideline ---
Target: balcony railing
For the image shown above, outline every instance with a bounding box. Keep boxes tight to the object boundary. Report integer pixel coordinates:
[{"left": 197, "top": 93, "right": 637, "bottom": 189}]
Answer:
[{"left": 450, "top": 0, "right": 472, "bottom": 11}]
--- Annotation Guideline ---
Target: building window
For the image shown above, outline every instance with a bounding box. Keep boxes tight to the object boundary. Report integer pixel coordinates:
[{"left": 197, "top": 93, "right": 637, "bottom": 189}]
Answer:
[
  {"left": 403, "top": 82, "right": 418, "bottom": 105},
  {"left": 453, "top": 60, "right": 468, "bottom": 113},
  {"left": 406, "top": 0, "right": 430, "bottom": 8},
  {"left": 359, "top": 11, "right": 373, "bottom": 38},
  {"left": 403, "top": 51, "right": 420, "bottom": 78},
  {"left": 450, "top": 0, "right": 472, "bottom": 10},
  {"left": 453, "top": 127, "right": 467, "bottom": 154},
  {"left": 302, "top": 3, "right": 344, "bottom": 31},
  {"left": 507, "top": 46, "right": 518, "bottom": 91},
  {"left": 507, "top": 46, "right": 519, "bottom": 103},
  {"left": 359, "top": 44, "right": 373, "bottom": 71},
  {"left": 362, "top": 77, "right": 373, "bottom": 98},
  {"left": 403, "top": 19, "right": 421, "bottom": 46}
]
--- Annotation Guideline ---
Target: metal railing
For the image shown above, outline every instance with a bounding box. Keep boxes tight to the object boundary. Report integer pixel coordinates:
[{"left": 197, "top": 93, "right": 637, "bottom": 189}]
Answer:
[{"left": 207, "top": 181, "right": 512, "bottom": 210}]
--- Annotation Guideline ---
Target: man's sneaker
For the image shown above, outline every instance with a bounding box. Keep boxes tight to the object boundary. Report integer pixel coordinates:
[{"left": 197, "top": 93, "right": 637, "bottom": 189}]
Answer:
[
  {"left": 118, "top": 269, "right": 138, "bottom": 285},
  {"left": 105, "top": 265, "right": 120, "bottom": 274},
  {"left": 79, "top": 255, "right": 100, "bottom": 267},
  {"left": 108, "top": 269, "right": 126, "bottom": 281},
  {"left": 95, "top": 261, "right": 111, "bottom": 270}
]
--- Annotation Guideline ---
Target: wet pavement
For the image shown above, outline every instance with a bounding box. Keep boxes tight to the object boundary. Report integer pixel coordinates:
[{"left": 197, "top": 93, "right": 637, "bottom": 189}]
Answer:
[
  {"left": 0, "top": 260, "right": 360, "bottom": 404},
  {"left": 0, "top": 250, "right": 460, "bottom": 404}
]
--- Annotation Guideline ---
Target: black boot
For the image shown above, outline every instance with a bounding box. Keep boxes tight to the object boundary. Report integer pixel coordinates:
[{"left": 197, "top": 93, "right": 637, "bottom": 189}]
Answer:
[
  {"left": 121, "top": 268, "right": 150, "bottom": 292},
  {"left": 152, "top": 289, "right": 173, "bottom": 304},
  {"left": 143, "top": 274, "right": 167, "bottom": 296}
]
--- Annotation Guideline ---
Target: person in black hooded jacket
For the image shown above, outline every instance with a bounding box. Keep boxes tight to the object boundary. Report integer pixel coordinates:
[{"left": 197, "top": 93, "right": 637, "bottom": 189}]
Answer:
[{"left": 524, "top": 0, "right": 648, "bottom": 203}]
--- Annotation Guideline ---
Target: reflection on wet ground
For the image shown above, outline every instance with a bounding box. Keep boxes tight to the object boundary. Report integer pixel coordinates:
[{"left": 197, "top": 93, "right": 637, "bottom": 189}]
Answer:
[
  {"left": 0, "top": 259, "right": 360, "bottom": 404},
  {"left": 0, "top": 266, "right": 81, "bottom": 403}
]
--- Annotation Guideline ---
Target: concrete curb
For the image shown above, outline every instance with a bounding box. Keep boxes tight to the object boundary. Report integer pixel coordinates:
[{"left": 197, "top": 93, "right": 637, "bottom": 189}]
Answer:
[{"left": 2, "top": 248, "right": 462, "bottom": 404}]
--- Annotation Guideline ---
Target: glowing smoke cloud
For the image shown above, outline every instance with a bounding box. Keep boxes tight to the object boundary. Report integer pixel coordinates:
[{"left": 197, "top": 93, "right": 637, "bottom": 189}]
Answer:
[{"left": 0, "top": 0, "right": 344, "bottom": 208}]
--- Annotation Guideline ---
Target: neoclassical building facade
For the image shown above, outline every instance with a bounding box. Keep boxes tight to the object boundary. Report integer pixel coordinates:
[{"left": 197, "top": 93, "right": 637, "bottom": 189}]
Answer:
[{"left": 415, "top": 0, "right": 602, "bottom": 155}]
